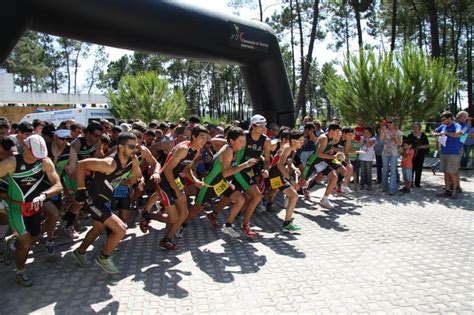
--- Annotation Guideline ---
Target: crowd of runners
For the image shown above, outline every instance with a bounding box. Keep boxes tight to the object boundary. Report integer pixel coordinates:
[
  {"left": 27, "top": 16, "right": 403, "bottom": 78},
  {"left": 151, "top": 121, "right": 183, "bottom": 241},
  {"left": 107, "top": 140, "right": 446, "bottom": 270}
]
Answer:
[{"left": 0, "top": 110, "right": 470, "bottom": 287}]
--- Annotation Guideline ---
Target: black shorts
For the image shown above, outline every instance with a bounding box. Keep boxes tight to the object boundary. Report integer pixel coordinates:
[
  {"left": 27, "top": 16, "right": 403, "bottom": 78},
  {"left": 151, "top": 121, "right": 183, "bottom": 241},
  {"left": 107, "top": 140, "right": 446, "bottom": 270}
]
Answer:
[
  {"left": 88, "top": 199, "right": 113, "bottom": 223},
  {"left": 23, "top": 213, "right": 42, "bottom": 237},
  {"left": 231, "top": 171, "right": 256, "bottom": 192},
  {"left": 266, "top": 176, "right": 290, "bottom": 192},
  {"left": 157, "top": 178, "right": 180, "bottom": 207},
  {"left": 195, "top": 180, "right": 234, "bottom": 205}
]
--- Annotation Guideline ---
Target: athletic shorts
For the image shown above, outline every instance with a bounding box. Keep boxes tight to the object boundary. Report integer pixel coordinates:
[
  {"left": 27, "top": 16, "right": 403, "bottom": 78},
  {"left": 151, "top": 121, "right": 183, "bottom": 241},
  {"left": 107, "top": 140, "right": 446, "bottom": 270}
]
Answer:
[
  {"left": 6, "top": 202, "right": 42, "bottom": 237},
  {"left": 231, "top": 171, "right": 255, "bottom": 192},
  {"left": 266, "top": 176, "right": 290, "bottom": 192},
  {"left": 88, "top": 198, "right": 113, "bottom": 223},
  {"left": 439, "top": 154, "right": 461, "bottom": 173},
  {"left": 113, "top": 185, "right": 132, "bottom": 210},
  {"left": 157, "top": 178, "right": 184, "bottom": 207},
  {"left": 195, "top": 179, "right": 234, "bottom": 206}
]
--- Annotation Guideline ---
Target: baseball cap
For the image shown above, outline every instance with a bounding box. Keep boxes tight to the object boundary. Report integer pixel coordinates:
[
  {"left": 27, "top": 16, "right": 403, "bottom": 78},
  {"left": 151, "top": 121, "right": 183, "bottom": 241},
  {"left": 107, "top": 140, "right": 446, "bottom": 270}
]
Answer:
[
  {"left": 54, "top": 129, "right": 71, "bottom": 139},
  {"left": 250, "top": 114, "right": 267, "bottom": 126},
  {"left": 25, "top": 134, "right": 48, "bottom": 159}
]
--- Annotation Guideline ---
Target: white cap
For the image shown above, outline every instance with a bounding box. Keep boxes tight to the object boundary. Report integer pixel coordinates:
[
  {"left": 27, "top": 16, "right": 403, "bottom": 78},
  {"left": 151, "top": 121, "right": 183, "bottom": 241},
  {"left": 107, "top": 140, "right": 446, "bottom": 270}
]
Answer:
[
  {"left": 54, "top": 129, "right": 71, "bottom": 139},
  {"left": 250, "top": 114, "right": 267, "bottom": 126},
  {"left": 120, "top": 123, "right": 131, "bottom": 132},
  {"left": 25, "top": 134, "right": 48, "bottom": 159}
]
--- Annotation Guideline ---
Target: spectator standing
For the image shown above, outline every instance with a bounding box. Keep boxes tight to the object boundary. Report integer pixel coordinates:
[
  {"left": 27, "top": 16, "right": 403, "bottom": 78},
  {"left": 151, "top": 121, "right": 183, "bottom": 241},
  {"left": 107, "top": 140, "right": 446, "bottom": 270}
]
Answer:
[
  {"left": 432, "top": 111, "right": 462, "bottom": 199},
  {"left": 374, "top": 125, "right": 384, "bottom": 184},
  {"left": 461, "top": 118, "right": 474, "bottom": 168},
  {"left": 407, "top": 122, "right": 430, "bottom": 188},
  {"left": 381, "top": 119, "right": 402, "bottom": 195}
]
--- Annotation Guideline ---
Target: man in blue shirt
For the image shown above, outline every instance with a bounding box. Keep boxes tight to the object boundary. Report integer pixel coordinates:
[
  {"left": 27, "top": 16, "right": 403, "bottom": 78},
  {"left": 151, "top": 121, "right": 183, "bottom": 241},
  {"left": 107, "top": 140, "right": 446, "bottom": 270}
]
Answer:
[{"left": 432, "top": 111, "right": 462, "bottom": 198}]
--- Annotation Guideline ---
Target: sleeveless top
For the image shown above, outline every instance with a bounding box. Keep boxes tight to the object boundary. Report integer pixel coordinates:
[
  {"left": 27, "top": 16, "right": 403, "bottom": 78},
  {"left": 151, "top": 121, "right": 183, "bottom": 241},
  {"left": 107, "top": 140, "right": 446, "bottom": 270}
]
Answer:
[{"left": 89, "top": 154, "right": 133, "bottom": 202}]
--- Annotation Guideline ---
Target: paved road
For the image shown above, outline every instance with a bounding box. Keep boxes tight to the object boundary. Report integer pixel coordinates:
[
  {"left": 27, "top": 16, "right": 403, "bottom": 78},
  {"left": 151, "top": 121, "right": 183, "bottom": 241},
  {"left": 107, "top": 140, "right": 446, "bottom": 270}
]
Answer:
[{"left": 0, "top": 170, "right": 472, "bottom": 314}]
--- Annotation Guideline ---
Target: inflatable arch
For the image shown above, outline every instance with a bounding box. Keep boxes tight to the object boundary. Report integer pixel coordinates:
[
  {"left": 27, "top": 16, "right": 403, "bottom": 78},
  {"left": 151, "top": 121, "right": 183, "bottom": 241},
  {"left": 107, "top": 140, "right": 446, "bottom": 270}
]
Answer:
[{"left": 1, "top": 0, "right": 295, "bottom": 127}]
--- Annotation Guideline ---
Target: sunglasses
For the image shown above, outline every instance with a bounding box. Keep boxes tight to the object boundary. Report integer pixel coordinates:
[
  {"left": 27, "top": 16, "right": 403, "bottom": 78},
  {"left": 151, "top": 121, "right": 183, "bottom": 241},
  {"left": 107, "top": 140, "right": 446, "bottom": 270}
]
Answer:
[
  {"left": 126, "top": 144, "right": 137, "bottom": 150},
  {"left": 58, "top": 137, "right": 71, "bottom": 141},
  {"left": 386, "top": 121, "right": 393, "bottom": 124}
]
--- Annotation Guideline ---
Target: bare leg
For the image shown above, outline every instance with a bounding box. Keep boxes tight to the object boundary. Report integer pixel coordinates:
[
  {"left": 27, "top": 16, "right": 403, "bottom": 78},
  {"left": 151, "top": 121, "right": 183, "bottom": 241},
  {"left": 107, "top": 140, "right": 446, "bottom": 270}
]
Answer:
[
  {"left": 41, "top": 201, "right": 59, "bottom": 241},
  {"left": 16, "top": 234, "right": 39, "bottom": 270},
  {"left": 282, "top": 187, "right": 298, "bottom": 221},
  {"left": 225, "top": 191, "right": 245, "bottom": 224},
  {"left": 242, "top": 185, "right": 262, "bottom": 225},
  {"left": 101, "top": 214, "right": 127, "bottom": 256},
  {"left": 324, "top": 171, "right": 338, "bottom": 197}
]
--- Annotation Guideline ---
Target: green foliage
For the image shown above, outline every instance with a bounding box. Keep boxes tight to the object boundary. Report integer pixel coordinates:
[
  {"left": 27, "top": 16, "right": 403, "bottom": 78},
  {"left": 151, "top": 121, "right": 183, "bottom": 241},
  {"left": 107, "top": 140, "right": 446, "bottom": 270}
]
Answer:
[
  {"left": 108, "top": 71, "right": 187, "bottom": 123},
  {"left": 326, "top": 46, "right": 457, "bottom": 126},
  {"left": 3, "top": 32, "right": 51, "bottom": 92}
]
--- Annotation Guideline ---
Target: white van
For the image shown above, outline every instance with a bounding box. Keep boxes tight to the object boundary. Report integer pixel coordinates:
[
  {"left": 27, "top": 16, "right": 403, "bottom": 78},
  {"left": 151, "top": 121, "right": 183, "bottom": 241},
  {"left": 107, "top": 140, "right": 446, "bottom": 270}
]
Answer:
[{"left": 20, "top": 108, "right": 117, "bottom": 127}]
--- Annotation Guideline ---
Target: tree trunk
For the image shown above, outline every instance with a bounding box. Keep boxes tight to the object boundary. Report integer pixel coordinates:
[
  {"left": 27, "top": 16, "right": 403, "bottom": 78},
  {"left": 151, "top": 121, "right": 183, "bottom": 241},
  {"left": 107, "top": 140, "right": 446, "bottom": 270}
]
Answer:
[
  {"left": 441, "top": 12, "right": 447, "bottom": 58},
  {"left": 259, "top": 0, "right": 263, "bottom": 22},
  {"left": 410, "top": 0, "right": 423, "bottom": 50},
  {"left": 294, "top": 0, "right": 321, "bottom": 120},
  {"left": 73, "top": 43, "right": 82, "bottom": 94},
  {"left": 390, "top": 0, "right": 397, "bottom": 51},
  {"left": 354, "top": 6, "right": 363, "bottom": 49},
  {"left": 345, "top": 13, "right": 350, "bottom": 56},
  {"left": 467, "top": 24, "right": 473, "bottom": 116},
  {"left": 296, "top": 0, "right": 305, "bottom": 76},
  {"left": 426, "top": 0, "right": 441, "bottom": 58},
  {"left": 290, "top": 0, "right": 296, "bottom": 96}
]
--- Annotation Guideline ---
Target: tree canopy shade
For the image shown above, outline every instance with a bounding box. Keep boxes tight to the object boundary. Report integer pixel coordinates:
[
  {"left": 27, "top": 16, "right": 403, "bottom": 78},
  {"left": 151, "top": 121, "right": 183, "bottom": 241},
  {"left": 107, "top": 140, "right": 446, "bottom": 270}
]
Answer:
[
  {"left": 108, "top": 72, "right": 187, "bottom": 123},
  {"left": 326, "top": 46, "right": 457, "bottom": 125},
  {"left": 0, "top": 0, "right": 294, "bottom": 126}
]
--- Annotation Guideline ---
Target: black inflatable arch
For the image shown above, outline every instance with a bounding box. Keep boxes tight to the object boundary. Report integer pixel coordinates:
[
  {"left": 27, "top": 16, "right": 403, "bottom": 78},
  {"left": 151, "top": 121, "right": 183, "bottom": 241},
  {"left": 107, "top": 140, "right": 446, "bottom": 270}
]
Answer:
[{"left": 1, "top": 0, "right": 295, "bottom": 127}]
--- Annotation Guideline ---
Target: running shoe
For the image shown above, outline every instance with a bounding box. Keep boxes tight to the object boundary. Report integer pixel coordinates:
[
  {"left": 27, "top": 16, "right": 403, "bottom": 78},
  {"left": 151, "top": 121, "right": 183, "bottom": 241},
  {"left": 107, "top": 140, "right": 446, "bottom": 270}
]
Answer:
[
  {"left": 283, "top": 221, "right": 302, "bottom": 233},
  {"left": 159, "top": 239, "right": 177, "bottom": 251},
  {"left": 240, "top": 224, "right": 257, "bottom": 237},
  {"left": 16, "top": 271, "right": 33, "bottom": 287},
  {"left": 321, "top": 197, "right": 335, "bottom": 209},
  {"left": 222, "top": 225, "right": 240, "bottom": 237},
  {"left": 46, "top": 240, "right": 55, "bottom": 257},
  {"left": 206, "top": 212, "right": 220, "bottom": 229},
  {"left": 341, "top": 185, "right": 352, "bottom": 194},
  {"left": 95, "top": 255, "right": 120, "bottom": 274},
  {"left": 72, "top": 249, "right": 90, "bottom": 267}
]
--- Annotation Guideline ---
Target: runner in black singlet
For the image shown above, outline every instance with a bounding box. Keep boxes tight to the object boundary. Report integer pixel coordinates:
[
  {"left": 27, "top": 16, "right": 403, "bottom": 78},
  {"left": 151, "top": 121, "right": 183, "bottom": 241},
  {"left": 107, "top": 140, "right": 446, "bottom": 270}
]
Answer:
[{"left": 71, "top": 132, "right": 141, "bottom": 274}]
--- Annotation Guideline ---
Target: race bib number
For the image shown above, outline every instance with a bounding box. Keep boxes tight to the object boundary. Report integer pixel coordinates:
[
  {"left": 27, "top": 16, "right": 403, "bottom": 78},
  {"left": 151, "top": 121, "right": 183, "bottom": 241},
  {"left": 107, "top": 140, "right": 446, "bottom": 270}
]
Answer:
[
  {"left": 213, "top": 179, "right": 230, "bottom": 197},
  {"left": 270, "top": 177, "right": 284, "bottom": 189},
  {"left": 21, "top": 202, "right": 39, "bottom": 217},
  {"left": 175, "top": 178, "right": 185, "bottom": 191},
  {"left": 113, "top": 185, "right": 129, "bottom": 198},
  {"left": 314, "top": 161, "right": 328, "bottom": 173},
  {"left": 248, "top": 168, "right": 255, "bottom": 177}
]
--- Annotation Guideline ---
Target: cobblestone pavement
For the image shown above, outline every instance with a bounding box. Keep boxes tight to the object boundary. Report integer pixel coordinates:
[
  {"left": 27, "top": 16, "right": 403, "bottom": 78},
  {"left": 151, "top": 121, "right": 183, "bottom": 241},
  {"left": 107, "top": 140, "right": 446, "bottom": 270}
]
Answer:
[{"left": 0, "top": 170, "right": 473, "bottom": 314}]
